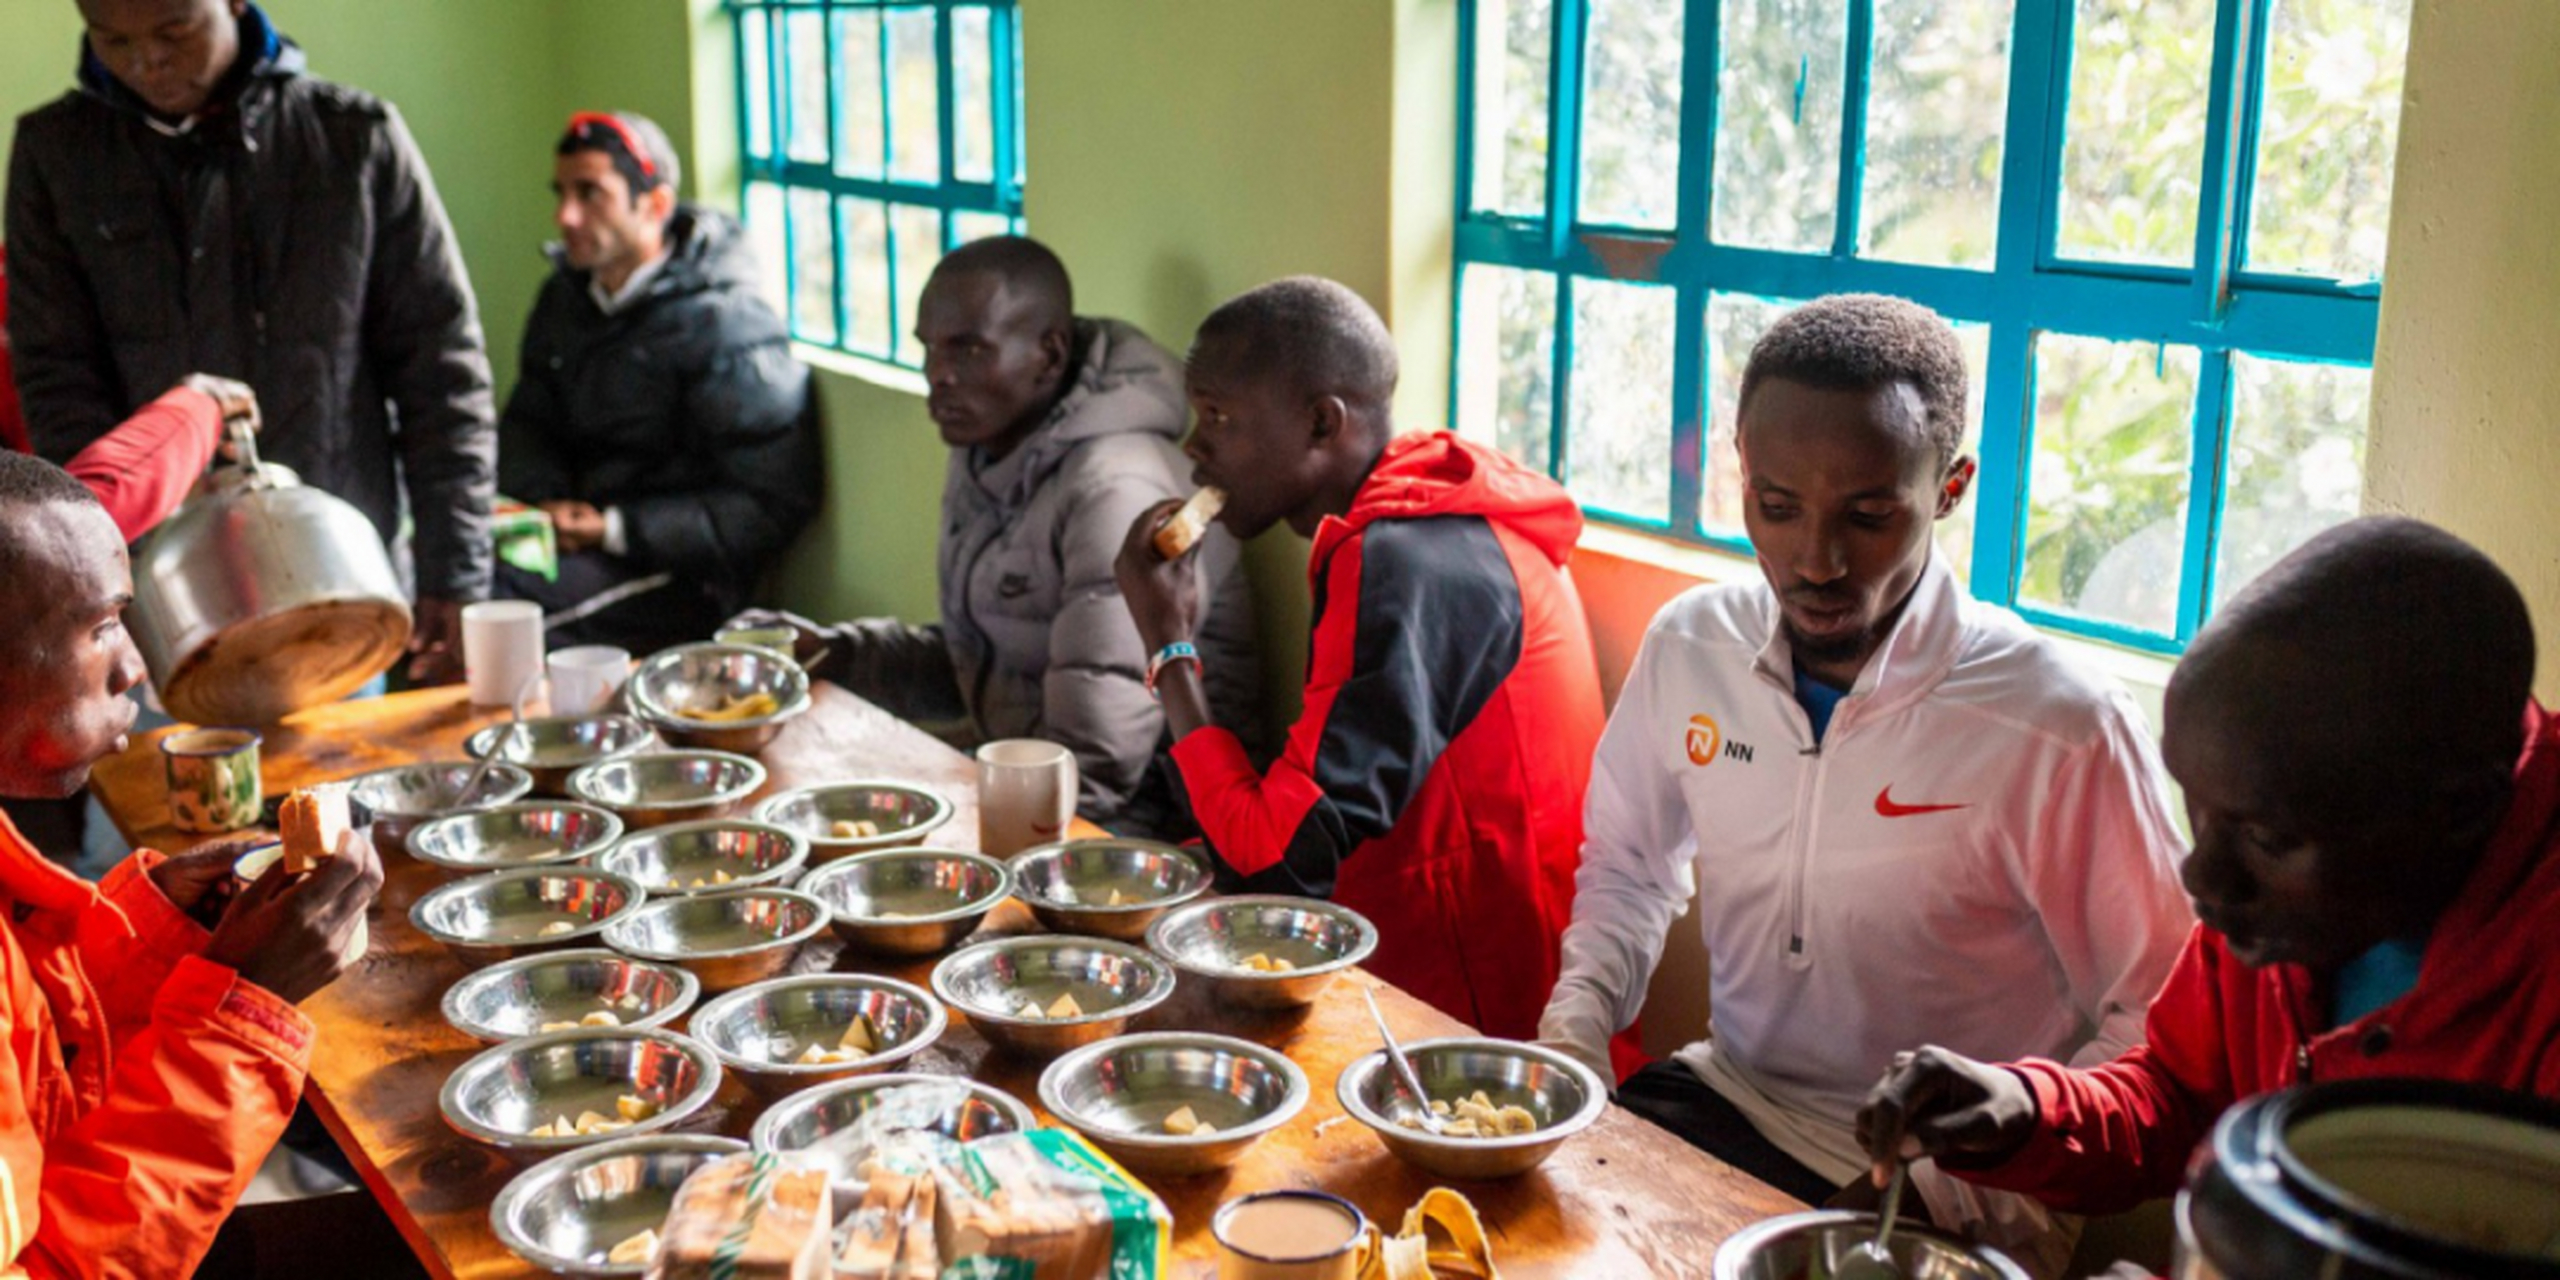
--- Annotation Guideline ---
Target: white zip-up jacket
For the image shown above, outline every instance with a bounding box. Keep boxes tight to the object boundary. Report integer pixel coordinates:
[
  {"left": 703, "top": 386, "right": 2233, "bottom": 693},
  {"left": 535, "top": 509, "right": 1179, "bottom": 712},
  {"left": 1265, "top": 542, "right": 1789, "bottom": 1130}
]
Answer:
[{"left": 1541, "top": 557, "right": 2191, "bottom": 1269}]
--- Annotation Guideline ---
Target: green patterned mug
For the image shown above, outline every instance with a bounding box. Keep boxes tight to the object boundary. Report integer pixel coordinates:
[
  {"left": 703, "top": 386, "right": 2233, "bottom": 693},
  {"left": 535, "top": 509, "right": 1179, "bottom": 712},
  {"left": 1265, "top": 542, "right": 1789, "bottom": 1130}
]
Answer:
[{"left": 163, "top": 728, "right": 264, "bottom": 833}]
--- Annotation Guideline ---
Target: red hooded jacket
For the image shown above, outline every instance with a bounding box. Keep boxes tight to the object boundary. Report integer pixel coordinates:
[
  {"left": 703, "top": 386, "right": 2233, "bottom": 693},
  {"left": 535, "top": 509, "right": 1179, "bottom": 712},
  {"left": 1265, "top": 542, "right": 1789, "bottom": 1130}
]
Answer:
[
  {"left": 1171, "top": 432, "right": 1607, "bottom": 1039},
  {"left": 1960, "top": 701, "right": 2560, "bottom": 1215},
  {"left": 0, "top": 811, "right": 311, "bottom": 1277}
]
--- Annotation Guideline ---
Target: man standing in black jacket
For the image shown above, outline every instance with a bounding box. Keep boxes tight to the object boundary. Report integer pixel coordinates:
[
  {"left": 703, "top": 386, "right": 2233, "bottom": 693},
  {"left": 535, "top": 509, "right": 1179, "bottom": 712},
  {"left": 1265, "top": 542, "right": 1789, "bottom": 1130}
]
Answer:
[
  {"left": 6, "top": 0, "right": 497, "bottom": 684},
  {"left": 492, "top": 111, "right": 820, "bottom": 654}
]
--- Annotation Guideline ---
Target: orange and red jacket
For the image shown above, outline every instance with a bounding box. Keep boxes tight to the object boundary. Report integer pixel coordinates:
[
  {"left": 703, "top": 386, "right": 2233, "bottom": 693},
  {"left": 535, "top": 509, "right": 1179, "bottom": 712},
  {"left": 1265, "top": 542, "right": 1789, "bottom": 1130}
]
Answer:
[
  {"left": 1171, "top": 431, "right": 1607, "bottom": 1039},
  {"left": 1961, "top": 701, "right": 2560, "bottom": 1216},
  {"left": 0, "top": 812, "right": 310, "bottom": 1278}
]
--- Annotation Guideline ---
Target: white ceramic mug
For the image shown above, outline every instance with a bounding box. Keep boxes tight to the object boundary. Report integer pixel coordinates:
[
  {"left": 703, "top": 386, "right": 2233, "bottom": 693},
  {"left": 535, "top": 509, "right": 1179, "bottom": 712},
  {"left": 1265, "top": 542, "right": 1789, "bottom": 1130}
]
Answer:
[
  {"left": 232, "top": 841, "right": 372, "bottom": 965},
  {"left": 1213, "top": 1190, "right": 1380, "bottom": 1280},
  {"left": 546, "top": 644, "right": 632, "bottom": 715},
  {"left": 975, "top": 738, "right": 1077, "bottom": 857},
  {"left": 462, "top": 600, "right": 546, "bottom": 708}
]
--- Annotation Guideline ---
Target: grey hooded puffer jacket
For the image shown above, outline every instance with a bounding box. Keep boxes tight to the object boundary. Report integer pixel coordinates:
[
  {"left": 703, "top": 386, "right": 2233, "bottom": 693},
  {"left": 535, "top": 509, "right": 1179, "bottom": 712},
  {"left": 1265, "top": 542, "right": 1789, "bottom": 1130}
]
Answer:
[{"left": 820, "top": 318, "right": 1264, "bottom": 834}]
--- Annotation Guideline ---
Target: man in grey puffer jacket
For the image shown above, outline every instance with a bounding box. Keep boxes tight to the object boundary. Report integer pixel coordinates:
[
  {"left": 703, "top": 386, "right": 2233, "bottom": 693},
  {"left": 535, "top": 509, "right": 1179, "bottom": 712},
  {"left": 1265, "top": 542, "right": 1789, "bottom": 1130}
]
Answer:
[{"left": 736, "top": 237, "right": 1261, "bottom": 838}]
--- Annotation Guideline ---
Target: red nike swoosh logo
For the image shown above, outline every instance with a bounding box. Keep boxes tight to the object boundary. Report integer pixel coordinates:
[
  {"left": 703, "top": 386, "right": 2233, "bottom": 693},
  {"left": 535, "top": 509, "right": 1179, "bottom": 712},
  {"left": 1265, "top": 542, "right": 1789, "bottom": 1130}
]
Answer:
[{"left": 1876, "top": 786, "right": 1969, "bottom": 818}]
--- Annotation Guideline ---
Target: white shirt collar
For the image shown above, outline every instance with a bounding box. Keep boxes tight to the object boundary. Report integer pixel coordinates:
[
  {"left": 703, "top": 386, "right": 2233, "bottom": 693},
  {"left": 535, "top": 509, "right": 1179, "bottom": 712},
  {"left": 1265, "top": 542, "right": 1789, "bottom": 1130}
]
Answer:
[
  {"left": 588, "top": 251, "right": 670, "bottom": 315},
  {"left": 1752, "top": 551, "right": 1967, "bottom": 708}
]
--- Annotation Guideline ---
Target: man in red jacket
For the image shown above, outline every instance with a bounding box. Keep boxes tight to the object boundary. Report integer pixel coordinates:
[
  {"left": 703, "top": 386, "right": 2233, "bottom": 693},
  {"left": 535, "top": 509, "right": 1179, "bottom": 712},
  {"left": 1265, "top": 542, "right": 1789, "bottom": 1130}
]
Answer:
[
  {"left": 1114, "top": 276, "right": 1606, "bottom": 1040},
  {"left": 1855, "top": 516, "right": 2560, "bottom": 1216},
  {"left": 0, "top": 447, "right": 382, "bottom": 1275}
]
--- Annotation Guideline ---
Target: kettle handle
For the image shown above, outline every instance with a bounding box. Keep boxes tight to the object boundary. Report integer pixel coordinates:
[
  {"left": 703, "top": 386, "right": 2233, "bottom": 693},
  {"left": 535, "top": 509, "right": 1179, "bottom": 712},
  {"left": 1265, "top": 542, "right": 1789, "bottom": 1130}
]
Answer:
[{"left": 220, "top": 403, "right": 272, "bottom": 489}]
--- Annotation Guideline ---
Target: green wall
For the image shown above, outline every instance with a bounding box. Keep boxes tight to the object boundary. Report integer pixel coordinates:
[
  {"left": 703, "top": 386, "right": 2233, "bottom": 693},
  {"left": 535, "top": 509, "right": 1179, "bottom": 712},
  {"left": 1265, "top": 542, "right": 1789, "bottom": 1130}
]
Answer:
[{"left": 0, "top": 0, "right": 1464, "bottom": 720}]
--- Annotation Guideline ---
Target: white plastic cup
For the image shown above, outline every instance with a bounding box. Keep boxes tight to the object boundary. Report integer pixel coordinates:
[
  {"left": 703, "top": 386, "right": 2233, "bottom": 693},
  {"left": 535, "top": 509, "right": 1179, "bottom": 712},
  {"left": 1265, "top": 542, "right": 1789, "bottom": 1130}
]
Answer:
[
  {"left": 976, "top": 738, "right": 1078, "bottom": 857},
  {"left": 546, "top": 645, "right": 632, "bottom": 716},
  {"left": 461, "top": 600, "right": 546, "bottom": 708}
]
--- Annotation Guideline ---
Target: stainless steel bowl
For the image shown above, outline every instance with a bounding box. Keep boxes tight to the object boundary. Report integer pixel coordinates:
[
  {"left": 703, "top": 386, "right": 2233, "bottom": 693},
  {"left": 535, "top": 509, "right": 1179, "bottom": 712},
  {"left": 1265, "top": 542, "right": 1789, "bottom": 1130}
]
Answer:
[
  {"left": 1008, "top": 839, "right": 1212, "bottom": 942},
  {"left": 625, "top": 643, "right": 811, "bottom": 754},
  {"left": 1037, "top": 1032, "right": 1308, "bottom": 1177},
  {"left": 797, "top": 849, "right": 1010, "bottom": 956},
  {"left": 466, "top": 715, "right": 655, "bottom": 797},
  {"left": 566, "top": 750, "right": 766, "bottom": 830},
  {"left": 349, "top": 760, "right": 535, "bottom": 851},
  {"left": 1145, "top": 895, "right": 1378, "bottom": 1009},
  {"left": 439, "top": 1026, "right": 723, "bottom": 1157},
  {"left": 1335, "top": 1036, "right": 1608, "bottom": 1180},
  {"left": 407, "top": 802, "right": 625, "bottom": 877},
  {"left": 1712, "top": 1211, "right": 2033, "bottom": 1280},
  {"left": 596, "top": 819, "right": 808, "bottom": 896},
  {"left": 600, "top": 888, "right": 828, "bottom": 993},
  {"left": 410, "top": 867, "right": 649, "bottom": 969},
  {"left": 753, "top": 782, "right": 955, "bottom": 863},
  {"left": 441, "top": 948, "right": 701, "bottom": 1044},
  {"left": 750, "top": 1073, "right": 1033, "bottom": 1190},
  {"left": 492, "top": 1133, "right": 746, "bottom": 1277},
  {"left": 687, "top": 974, "right": 946, "bottom": 1098},
  {"left": 929, "top": 934, "right": 1176, "bottom": 1060}
]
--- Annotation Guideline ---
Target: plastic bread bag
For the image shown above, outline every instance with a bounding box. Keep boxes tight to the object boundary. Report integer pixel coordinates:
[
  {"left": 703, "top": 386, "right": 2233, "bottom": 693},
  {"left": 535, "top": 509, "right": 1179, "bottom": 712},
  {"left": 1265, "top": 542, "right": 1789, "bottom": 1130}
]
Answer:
[
  {"left": 647, "top": 1150, "right": 834, "bottom": 1280},
  {"left": 927, "top": 1130, "right": 1170, "bottom": 1280},
  {"left": 794, "top": 1080, "right": 994, "bottom": 1210}
]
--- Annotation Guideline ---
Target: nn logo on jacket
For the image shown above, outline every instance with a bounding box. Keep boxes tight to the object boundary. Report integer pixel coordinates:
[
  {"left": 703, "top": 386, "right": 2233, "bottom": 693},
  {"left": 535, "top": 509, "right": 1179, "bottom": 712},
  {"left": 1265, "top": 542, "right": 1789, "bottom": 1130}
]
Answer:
[{"left": 1685, "top": 714, "right": 1755, "bottom": 766}]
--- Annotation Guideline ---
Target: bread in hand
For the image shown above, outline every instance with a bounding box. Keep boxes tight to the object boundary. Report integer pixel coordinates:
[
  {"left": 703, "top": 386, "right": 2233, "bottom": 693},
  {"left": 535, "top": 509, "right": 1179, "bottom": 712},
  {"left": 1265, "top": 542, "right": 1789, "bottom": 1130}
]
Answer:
[
  {"left": 1150, "top": 486, "right": 1227, "bottom": 560},
  {"left": 279, "top": 783, "right": 352, "bottom": 875}
]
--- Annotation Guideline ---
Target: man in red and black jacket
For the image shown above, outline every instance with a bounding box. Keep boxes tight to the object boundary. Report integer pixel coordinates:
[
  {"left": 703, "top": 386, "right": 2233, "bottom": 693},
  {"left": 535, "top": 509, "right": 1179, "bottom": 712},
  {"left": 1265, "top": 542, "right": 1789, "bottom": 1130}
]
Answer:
[
  {"left": 1858, "top": 517, "right": 2560, "bottom": 1223},
  {"left": 1115, "top": 276, "right": 1606, "bottom": 1040}
]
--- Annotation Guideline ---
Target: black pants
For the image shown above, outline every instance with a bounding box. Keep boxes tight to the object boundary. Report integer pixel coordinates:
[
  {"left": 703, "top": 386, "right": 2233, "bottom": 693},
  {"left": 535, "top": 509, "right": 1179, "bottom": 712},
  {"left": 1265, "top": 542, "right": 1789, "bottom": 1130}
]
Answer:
[
  {"left": 493, "top": 552, "right": 728, "bottom": 657},
  {"left": 1615, "top": 1060, "right": 1845, "bottom": 1207}
]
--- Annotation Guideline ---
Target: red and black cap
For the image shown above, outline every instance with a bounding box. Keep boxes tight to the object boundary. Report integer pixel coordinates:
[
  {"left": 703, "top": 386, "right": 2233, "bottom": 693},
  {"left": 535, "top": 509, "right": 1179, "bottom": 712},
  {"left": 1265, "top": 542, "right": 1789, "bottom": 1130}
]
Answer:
[{"left": 559, "top": 111, "right": 682, "bottom": 195}]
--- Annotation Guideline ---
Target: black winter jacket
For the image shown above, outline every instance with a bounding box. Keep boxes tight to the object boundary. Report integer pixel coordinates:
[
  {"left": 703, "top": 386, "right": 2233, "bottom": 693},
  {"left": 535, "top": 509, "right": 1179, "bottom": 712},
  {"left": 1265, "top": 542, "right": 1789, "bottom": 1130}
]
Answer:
[
  {"left": 5, "top": 10, "right": 496, "bottom": 597},
  {"left": 497, "top": 206, "right": 820, "bottom": 608}
]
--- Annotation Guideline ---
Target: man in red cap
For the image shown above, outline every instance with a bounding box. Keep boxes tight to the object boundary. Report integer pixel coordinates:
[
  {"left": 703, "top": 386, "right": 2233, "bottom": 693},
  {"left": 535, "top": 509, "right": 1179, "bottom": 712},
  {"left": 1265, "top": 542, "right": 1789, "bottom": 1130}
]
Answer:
[{"left": 490, "top": 110, "right": 820, "bottom": 653}]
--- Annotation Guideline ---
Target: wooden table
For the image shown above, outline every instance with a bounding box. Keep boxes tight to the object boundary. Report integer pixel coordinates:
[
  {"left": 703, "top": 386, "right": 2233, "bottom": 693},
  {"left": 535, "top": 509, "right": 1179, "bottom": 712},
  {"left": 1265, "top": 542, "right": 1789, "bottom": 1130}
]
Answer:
[{"left": 90, "top": 686, "right": 1800, "bottom": 1278}]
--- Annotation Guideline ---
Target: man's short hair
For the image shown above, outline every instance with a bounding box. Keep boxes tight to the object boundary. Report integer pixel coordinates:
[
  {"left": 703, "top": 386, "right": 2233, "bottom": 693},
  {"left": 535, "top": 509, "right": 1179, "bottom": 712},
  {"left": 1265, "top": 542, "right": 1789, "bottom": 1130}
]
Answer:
[
  {"left": 0, "top": 451, "right": 103, "bottom": 659},
  {"left": 2186, "top": 516, "right": 2536, "bottom": 782},
  {"left": 1193, "top": 276, "right": 1398, "bottom": 408},
  {"left": 933, "top": 235, "right": 1074, "bottom": 334},
  {"left": 1740, "top": 293, "right": 1969, "bottom": 467},
  {"left": 558, "top": 111, "right": 682, "bottom": 197}
]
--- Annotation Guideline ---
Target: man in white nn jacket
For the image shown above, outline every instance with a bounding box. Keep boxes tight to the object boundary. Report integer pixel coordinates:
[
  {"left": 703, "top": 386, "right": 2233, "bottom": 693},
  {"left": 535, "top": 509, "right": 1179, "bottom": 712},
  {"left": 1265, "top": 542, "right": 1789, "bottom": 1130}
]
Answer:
[{"left": 1537, "top": 295, "right": 2191, "bottom": 1276}]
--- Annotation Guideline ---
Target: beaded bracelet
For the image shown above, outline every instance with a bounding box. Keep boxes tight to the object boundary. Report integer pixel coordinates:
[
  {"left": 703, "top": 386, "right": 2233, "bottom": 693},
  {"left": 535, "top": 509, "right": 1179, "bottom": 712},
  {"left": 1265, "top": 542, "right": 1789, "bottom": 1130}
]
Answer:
[{"left": 1145, "top": 640, "right": 1201, "bottom": 699}]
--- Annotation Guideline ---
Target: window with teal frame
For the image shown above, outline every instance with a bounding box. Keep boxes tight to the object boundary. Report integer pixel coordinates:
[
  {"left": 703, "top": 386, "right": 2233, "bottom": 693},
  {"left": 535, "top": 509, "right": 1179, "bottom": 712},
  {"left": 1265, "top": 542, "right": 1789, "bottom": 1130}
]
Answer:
[
  {"left": 730, "top": 0, "right": 1025, "bottom": 369},
  {"left": 1453, "top": 0, "right": 2409, "bottom": 653}
]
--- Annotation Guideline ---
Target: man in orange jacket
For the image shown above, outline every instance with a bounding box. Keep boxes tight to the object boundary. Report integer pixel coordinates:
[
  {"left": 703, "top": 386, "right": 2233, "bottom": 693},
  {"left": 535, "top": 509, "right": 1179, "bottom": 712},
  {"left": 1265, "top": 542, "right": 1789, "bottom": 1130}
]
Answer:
[{"left": 0, "top": 447, "right": 382, "bottom": 1276}]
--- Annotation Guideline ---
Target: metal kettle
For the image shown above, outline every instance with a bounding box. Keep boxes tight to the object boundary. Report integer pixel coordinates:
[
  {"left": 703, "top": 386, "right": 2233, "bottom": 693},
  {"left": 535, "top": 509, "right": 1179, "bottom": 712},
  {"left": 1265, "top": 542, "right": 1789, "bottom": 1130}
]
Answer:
[
  {"left": 2176, "top": 1079, "right": 2560, "bottom": 1280},
  {"left": 128, "top": 411, "right": 412, "bottom": 725}
]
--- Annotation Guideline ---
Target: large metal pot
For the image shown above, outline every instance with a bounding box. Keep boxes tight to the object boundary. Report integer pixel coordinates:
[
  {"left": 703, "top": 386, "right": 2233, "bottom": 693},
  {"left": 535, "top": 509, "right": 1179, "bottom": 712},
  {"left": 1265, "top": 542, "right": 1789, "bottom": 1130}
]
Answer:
[
  {"left": 130, "top": 439, "right": 411, "bottom": 726},
  {"left": 2177, "top": 1079, "right": 2560, "bottom": 1280}
]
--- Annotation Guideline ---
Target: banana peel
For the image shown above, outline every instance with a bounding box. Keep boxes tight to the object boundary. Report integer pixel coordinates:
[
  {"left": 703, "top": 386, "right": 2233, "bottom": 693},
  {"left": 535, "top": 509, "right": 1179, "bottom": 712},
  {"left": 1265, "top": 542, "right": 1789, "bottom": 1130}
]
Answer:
[{"left": 1367, "top": 1187, "right": 1500, "bottom": 1280}]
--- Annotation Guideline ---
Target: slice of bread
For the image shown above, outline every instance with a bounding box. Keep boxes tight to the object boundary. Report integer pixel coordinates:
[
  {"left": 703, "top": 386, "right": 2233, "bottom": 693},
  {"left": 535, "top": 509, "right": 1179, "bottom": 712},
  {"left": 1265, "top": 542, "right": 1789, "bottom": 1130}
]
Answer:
[
  {"left": 1150, "top": 486, "right": 1227, "bottom": 560},
  {"left": 279, "top": 783, "right": 352, "bottom": 875}
]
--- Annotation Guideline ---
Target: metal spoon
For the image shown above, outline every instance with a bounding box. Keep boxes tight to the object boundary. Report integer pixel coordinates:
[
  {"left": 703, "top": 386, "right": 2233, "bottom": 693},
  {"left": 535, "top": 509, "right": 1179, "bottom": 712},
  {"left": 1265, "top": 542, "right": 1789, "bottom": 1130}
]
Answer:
[
  {"left": 1835, "top": 1160, "right": 1910, "bottom": 1279},
  {"left": 1361, "top": 986, "right": 1446, "bottom": 1135},
  {"left": 457, "top": 669, "right": 540, "bottom": 804}
]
